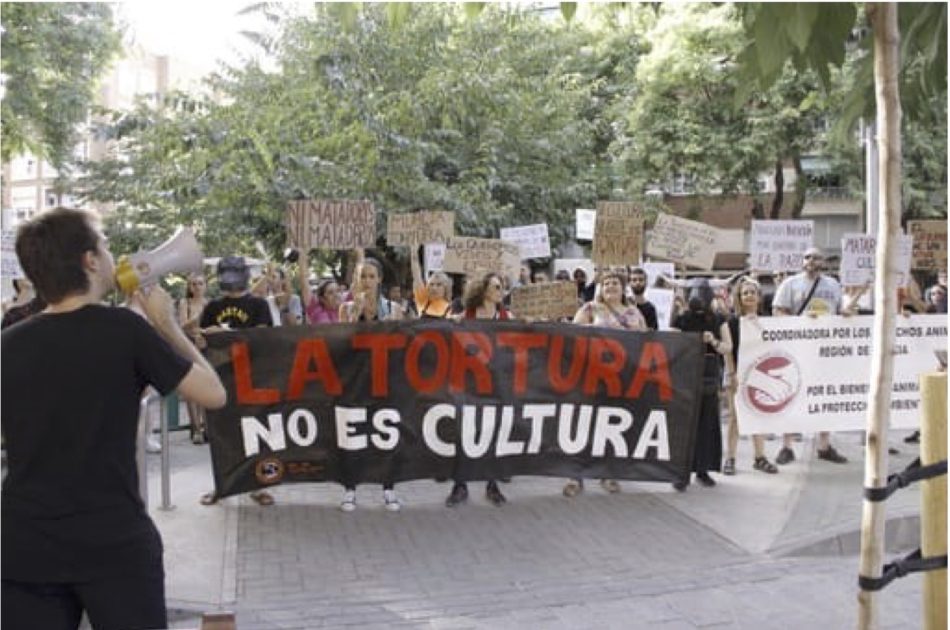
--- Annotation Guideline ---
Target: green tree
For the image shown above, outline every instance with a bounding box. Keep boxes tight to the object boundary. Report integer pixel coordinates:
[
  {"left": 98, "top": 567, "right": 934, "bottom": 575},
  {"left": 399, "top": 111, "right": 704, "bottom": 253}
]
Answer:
[{"left": 1, "top": 3, "right": 123, "bottom": 171}]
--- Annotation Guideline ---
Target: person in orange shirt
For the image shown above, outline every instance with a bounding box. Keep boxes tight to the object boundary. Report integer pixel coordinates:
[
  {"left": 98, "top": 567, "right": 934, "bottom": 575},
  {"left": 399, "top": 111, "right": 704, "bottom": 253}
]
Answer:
[{"left": 410, "top": 245, "right": 452, "bottom": 319}]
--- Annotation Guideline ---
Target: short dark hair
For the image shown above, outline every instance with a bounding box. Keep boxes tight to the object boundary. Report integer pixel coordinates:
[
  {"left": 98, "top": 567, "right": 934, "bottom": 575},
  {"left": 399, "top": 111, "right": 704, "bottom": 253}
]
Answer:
[{"left": 15, "top": 207, "right": 100, "bottom": 304}]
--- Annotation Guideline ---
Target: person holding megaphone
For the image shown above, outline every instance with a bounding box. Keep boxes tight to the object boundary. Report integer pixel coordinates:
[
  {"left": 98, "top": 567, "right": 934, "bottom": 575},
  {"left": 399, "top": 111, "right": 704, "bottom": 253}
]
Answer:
[{"left": 1, "top": 208, "right": 227, "bottom": 630}]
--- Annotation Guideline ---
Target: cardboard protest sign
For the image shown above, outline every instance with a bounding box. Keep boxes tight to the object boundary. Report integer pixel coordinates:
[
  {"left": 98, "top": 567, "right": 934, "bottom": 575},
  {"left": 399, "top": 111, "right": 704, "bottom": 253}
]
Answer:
[
  {"left": 441, "top": 237, "right": 521, "bottom": 280},
  {"left": 840, "top": 233, "right": 913, "bottom": 287},
  {"left": 286, "top": 200, "right": 376, "bottom": 250},
  {"left": 424, "top": 243, "right": 446, "bottom": 277},
  {"left": 1, "top": 230, "right": 24, "bottom": 279},
  {"left": 509, "top": 281, "right": 578, "bottom": 321},
  {"left": 749, "top": 220, "right": 814, "bottom": 272},
  {"left": 576, "top": 209, "right": 596, "bottom": 241},
  {"left": 500, "top": 223, "right": 551, "bottom": 259},
  {"left": 736, "top": 314, "right": 947, "bottom": 434},
  {"left": 203, "top": 320, "right": 704, "bottom": 497},
  {"left": 591, "top": 202, "right": 643, "bottom": 266},
  {"left": 386, "top": 211, "right": 454, "bottom": 247},
  {"left": 908, "top": 220, "right": 947, "bottom": 271},
  {"left": 646, "top": 213, "right": 718, "bottom": 270}
]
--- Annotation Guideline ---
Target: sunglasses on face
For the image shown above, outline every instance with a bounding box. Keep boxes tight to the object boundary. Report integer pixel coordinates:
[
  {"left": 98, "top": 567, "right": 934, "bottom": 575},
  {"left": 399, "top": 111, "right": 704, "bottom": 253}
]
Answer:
[{"left": 804, "top": 255, "right": 823, "bottom": 261}]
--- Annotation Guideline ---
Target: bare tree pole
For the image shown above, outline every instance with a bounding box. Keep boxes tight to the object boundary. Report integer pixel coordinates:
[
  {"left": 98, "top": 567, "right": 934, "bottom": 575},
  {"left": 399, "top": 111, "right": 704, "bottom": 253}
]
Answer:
[{"left": 857, "top": 4, "right": 901, "bottom": 629}]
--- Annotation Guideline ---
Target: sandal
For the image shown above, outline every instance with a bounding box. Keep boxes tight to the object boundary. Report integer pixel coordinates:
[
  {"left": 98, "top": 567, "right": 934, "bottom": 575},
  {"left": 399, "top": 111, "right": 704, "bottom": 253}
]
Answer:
[
  {"left": 200, "top": 492, "right": 218, "bottom": 506},
  {"left": 562, "top": 479, "right": 583, "bottom": 498},
  {"left": 753, "top": 456, "right": 778, "bottom": 474},
  {"left": 722, "top": 458, "right": 736, "bottom": 476},
  {"left": 250, "top": 491, "right": 274, "bottom": 506}
]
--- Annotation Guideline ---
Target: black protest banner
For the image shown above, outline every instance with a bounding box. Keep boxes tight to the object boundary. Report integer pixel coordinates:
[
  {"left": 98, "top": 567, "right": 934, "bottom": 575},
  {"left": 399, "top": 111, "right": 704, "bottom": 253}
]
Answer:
[{"left": 203, "top": 320, "right": 704, "bottom": 498}]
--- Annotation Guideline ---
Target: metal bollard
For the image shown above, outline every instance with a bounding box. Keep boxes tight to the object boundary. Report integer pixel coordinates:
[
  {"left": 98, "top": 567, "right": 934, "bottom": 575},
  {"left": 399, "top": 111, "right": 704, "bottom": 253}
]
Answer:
[
  {"left": 136, "top": 392, "right": 160, "bottom": 506},
  {"left": 159, "top": 396, "right": 174, "bottom": 511}
]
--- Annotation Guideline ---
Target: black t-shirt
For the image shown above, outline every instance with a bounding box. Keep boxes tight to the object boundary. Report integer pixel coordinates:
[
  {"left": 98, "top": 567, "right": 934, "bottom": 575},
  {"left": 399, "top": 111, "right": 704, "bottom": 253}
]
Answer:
[
  {"left": 199, "top": 294, "right": 273, "bottom": 329},
  {"left": 1, "top": 305, "right": 191, "bottom": 582},
  {"left": 635, "top": 300, "right": 659, "bottom": 331}
]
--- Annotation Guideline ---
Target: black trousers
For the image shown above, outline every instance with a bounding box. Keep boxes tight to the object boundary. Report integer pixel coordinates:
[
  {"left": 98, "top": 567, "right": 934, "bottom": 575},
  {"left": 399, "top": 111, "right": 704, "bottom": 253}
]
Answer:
[{"left": 1, "top": 572, "right": 166, "bottom": 630}]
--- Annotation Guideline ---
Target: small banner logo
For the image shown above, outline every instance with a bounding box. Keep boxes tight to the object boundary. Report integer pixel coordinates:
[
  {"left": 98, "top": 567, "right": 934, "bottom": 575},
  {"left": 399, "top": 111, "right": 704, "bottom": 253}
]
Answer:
[{"left": 743, "top": 351, "right": 801, "bottom": 414}]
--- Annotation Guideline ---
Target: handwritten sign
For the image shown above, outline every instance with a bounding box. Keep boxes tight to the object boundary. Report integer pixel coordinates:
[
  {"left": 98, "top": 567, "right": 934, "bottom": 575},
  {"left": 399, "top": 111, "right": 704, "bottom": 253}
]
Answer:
[
  {"left": 386, "top": 211, "right": 454, "bottom": 247},
  {"left": 591, "top": 202, "right": 643, "bottom": 266},
  {"left": 286, "top": 200, "right": 376, "bottom": 250},
  {"left": 441, "top": 237, "right": 521, "bottom": 281},
  {"left": 749, "top": 220, "right": 814, "bottom": 272},
  {"left": 500, "top": 223, "right": 551, "bottom": 259},
  {"left": 908, "top": 220, "right": 948, "bottom": 271},
  {"left": 840, "top": 233, "right": 913, "bottom": 287},
  {"left": 646, "top": 213, "right": 718, "bottom": 270},
  {"left": 509, "top": 281, "right": 578, "bottom": 321},
  {"left": 424, "top": 243, "right": 446, "bottom": 276},
  {"left": 1, "top": 230, "right": 24, "bottom": 279},
  {"left": 576, "top": 209, "right": 596, "bottom": 241}
]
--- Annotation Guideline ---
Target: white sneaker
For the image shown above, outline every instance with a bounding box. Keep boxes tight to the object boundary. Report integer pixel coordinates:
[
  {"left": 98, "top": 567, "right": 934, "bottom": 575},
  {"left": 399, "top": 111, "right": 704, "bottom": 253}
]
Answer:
[
  {"left": 340, "top": 490, "right": 356, "bottom": 512},
  {"left": 383, "top": 489, "right": 401, "bottom": 512},
  {"left": 146, "top": 435, "right": 162, "bottom": 454}
]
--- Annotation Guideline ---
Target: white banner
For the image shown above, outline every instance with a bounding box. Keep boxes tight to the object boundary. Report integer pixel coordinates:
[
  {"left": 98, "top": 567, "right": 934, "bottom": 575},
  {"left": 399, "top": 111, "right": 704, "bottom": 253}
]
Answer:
[
  {"left": 644, "top": 288, "right": 675, "bottom": 330},
  {"left": 736, "top": 314, "right": 947, "bottom": 434},
  {"left": 840, "top": 232, "right": 913, "bottom": 288},
  {"left": 748, "top": 220, "right": 814, "bottom": 272},
  {"left": 1, "top": 230, "right": 24, "bottom": 279},
  {"left": 576, "top": 209, "right": 596, "bottom": 241},
  {"left": 424, "top": 243, "right": 445, "bottom": 276},
  {"left": 500, "top": 223, "right": 551, "bottom": 259},
  {"left": 641, "top": 262, "right": 675, "bottom": 289}
]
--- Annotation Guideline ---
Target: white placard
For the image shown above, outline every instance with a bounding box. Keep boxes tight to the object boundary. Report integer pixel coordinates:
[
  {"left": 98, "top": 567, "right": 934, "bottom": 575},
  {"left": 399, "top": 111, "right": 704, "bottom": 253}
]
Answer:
[
  {"left": 641, "top": 262, "right": 675, "bottom": 288},
  {"left": 840, "top": 232, "right": 913, "bottom": 288},
  {"left": 424, "top": 242, "right": 445, "bottom": 277},
  {"left": 576, "top": 209, "right": 596, "bottom": 241},
  {"left": 644, "top": 288, "right": 675, "bottom": 330},
  {"left": 500, "top": 223, "right": 551, "bottom": 259},
  {"left": 1, "top": 230, "right": 24, "bottom": 279},
  {"left": 736, "top": 314, "right": 947, "bottom": 434},
  {"left": 748, "top": 220, "right": 814, "bottom": 272}
]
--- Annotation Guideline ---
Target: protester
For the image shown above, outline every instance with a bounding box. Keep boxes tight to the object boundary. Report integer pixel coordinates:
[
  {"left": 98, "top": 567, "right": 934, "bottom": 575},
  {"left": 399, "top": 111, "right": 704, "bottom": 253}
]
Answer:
[
  {"left": 629, "top": 266, "right": 659, "bottom": 331},
  {"left": 199, "top": 256, "right": 277, "bottom": 507},
  {"left": 1, "top": 277, "right": 46, "bottom": 329},
  {"left": 388, "top": 284, "right": 414, "bottom": 317},
  {"left": 573, "top": 267, "right": 590, "bottom": 302},
  {"left": 339, "top": 249, "right": 404, "bottom": 512},
  {"left": 445, "top": 272, "right": 513, "bottom": 508},
  {"left": 771, "top": 246, "right": 848, "bottom": 465},
  {"left": 177, "top": 272, "right": 210, "bottom": 444},
  {"left": 555, "top": 269, "right": 571, "bottom": 282},
  {"left": 411, "top": 246, "right": 452, "bottom": 319},
  {"left": 532, "top": 270, "right": 549, "bottom": 284},
  {"left": 671, "top": 277, "right": 732, "bottom": 491},
  {"left": 2, "top": 208, "right": 226, "bottom": 630},
  {"left": 563, "top": 270, "right": 647, "bottom": 498},
  {"left": 722, "top": 277, "right": 779, "bottom": 476},
  {"left": 303, "top": 277, "right": 342, "bottom": 324}
]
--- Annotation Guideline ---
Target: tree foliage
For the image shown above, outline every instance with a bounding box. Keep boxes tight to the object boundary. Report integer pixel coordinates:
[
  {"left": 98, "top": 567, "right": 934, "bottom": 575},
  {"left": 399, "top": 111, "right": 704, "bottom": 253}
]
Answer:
[{"left": 1, "top": 2, "right": 123, "bottom": 170}]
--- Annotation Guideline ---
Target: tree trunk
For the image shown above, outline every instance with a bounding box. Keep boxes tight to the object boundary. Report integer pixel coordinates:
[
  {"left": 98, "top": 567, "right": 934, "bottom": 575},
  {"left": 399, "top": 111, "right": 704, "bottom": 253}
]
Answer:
[
  {"left": 769, "top": 159, "right": 784, "bottom": 219},
  {"left": 791, "top": 154, "right": 807, "bottom": 219},
  {"left": 857, "top": 4, "right": 901, "bottom": 629}
]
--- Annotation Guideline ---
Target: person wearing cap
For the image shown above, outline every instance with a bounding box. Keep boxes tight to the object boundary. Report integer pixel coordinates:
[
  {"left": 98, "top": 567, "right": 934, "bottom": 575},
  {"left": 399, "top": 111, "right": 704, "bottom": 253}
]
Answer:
[
  {"left": 198, "top": 255, "right": 278, "bottom": 506},
  {"left": 771, "top": 246, "right": 848, "bottom": 465},
  {"left": 2, "top": 208, "right": 226, "bottom": 629}
]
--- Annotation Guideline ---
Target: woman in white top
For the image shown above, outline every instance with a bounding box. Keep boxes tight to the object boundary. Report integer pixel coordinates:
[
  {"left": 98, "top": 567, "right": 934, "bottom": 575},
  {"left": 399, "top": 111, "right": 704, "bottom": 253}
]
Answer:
[{"left": 563, "top": 271, "right": 647, "bottom": 497}]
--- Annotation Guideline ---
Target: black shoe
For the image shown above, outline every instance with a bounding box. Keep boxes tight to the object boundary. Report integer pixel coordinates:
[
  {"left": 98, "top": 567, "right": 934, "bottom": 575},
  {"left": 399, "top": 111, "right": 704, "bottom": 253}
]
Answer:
[
  {"left": 775, "top": 447, "right": 795, "bottom": 465},
  {"left": 817, "top": 446, "right": 848, "bottom": 464},
  {"left": 486, "top": 481, "right": 507, "bottom": 506},
  {"left": 672, "top": 479, "right": 689, "bottom": 492},
  {"left": 696, "top": 472, "right": 716, "bottom": 487},
  {"left": 904, "top": 431, "right": 920, "bottom": 444},
  {"left": 445, "top": 483, "right": 468, "bottom": 507}
]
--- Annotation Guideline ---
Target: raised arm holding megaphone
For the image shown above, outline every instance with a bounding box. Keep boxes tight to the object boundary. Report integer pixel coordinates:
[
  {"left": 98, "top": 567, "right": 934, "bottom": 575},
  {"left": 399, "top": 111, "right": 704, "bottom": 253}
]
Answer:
[{"left": 115, "top": 226, "right": 204, "bottom": 294}]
